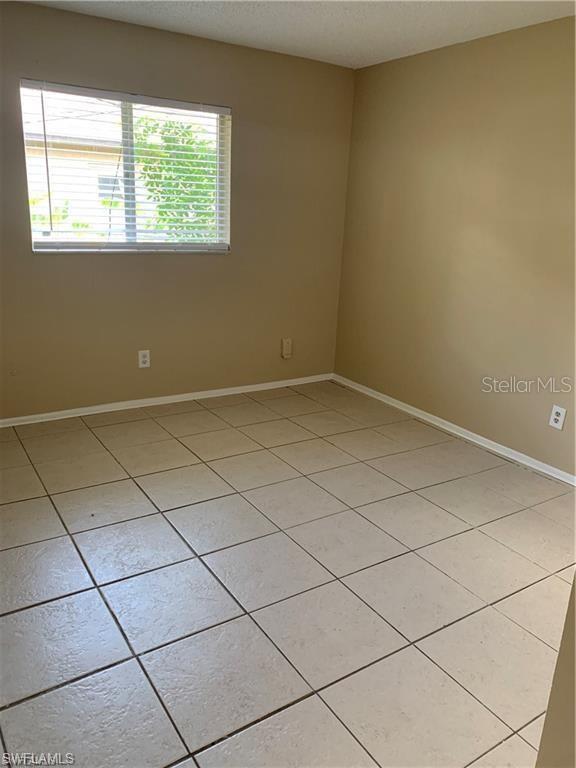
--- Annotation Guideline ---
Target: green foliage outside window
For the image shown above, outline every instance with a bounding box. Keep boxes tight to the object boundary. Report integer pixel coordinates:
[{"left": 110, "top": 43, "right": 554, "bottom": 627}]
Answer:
[{"left": 134, "top": 117, "right": 219, "bottom": 241}]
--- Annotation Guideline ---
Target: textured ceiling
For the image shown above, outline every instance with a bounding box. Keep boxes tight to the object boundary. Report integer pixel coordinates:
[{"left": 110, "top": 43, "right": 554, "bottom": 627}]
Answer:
[{"left": 39, "top": 1, "right": 574, "bottom": 68}]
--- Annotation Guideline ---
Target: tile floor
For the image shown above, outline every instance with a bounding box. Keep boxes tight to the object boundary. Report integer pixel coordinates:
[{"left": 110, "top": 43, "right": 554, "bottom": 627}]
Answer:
[{"left": 0, "top": 380, "right": 573, "bottom": 768}]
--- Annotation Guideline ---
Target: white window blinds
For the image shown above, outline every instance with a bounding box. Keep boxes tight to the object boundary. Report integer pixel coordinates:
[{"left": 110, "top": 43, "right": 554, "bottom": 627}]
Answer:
[{"left": 20, "top": 80, "right": 231, "bottom": 252}]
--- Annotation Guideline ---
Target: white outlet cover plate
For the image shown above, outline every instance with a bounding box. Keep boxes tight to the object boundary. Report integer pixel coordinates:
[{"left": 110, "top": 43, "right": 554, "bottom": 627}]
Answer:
[{"left": 548, "top": 404, "right": 566, "bottom": 430}]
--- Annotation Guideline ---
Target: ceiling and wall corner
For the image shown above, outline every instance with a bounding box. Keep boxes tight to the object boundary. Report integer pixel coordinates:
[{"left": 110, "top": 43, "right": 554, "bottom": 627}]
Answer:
[{"left": 35, "top": 1, "right": 574, "bottom": 69}]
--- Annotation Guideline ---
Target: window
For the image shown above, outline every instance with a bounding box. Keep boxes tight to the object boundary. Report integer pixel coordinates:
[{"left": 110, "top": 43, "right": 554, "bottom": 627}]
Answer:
[{"left": 20, "top": 80, "right": 231, "bottom": 252}]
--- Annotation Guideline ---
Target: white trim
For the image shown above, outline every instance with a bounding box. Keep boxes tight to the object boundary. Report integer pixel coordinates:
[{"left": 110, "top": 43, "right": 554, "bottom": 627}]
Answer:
[
  {"left": 3, "top": 369, "right": 573, "bottom": 487},
  {"left": 0, "top": 374, "right": 332, "bottom": 427},
  {"left": 33, "top": 242, "right": 231, "bottom": 254},
  {"left": 333, "top": 374, "right": 576, "bottom": 487}
]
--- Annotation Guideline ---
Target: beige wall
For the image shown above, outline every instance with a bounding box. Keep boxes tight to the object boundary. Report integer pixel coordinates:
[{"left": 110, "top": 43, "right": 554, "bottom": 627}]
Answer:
[
  {"left": 336, "top": 18, "right": 575, "bottom": 473},
  {"left": 1, "top": 6, "right": 574, "bottom": 475},
  {"left": 0, "top": 3, "right": 353, "bottom": 417}
]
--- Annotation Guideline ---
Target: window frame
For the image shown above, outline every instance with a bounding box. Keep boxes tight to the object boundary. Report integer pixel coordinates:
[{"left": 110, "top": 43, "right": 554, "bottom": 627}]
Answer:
[{"left": 20, "top": 79, "right": 232, "bottom": 254}]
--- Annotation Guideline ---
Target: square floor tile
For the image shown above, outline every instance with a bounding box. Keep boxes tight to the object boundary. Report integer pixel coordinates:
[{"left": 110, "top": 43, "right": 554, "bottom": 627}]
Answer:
[
  {"left": 0, "top": 441, "right": 30, "bottom": 470},
  {"left": 109, "top": 438, "right": 199, "bottom": 476},
  {"left": 34, "top": 452, "right": 127, "bottom": 494},
  {"left": 196, "top": 695, "right": 376, "bottom": 768},
  {"left": 82, "top": 408, "right": 148, "bottom": 427},
  {"left": 471, "top": 736, "right": 537, "bottom": 768},
  {"left": 482, "top": 509, "right": 575, "bottom": 572},
  {"left": 496, "top": 576, "right": 571, "bottom": 650},
  {"left": 375, "top": 419, "right": 453, "bottom": 451},
  {"left": 0, "top": 590, "right": 130, "bottom": 706},
  {"left": 52, "top": 479, "right": 157, "bottom": 533},
  {"left": 266, "top": 395, "right": 327, "bottom": 417},
  {"left": 344, "top": 553, "right": 484, "bottom": 640},
  {"left": 0, "top": 465, "right": 45, "bottom": 504},
  {"left": 519, "top": 715, "right": 545, "bottom": 750},
  {"left": 369, "top": 441, "right": 505, "bottom": 490},
  {"left": 245, "top": 477, "right": 346, "bottom": 529},
  {"left": 213, "top": 402, "right": 278, "bottom": 427},
  {"left": 253, "top": 581, "right": 406, "bottom": 688},
  {"left": 136, "top": 464, "right": 233, "bottom": 511},
  {"left": 325, "top": 429, "right": 399, "bottom": 460},
  {"left": 201, "top": 393, "right": 253, "bottom": 408},
  {"left": 143, "top": 399, "right": 203, "bottom": 417},
  {"left": 240, "top": 419, "right": 315, "bottom": 448},
  {"left": 248, "top": 387, "right": 295, "bottom": 401},
  {"left": 74, "top": 515, "right": 192, "bottom": 583},
  {"left": 310, "top": 462, "right": 406, "bottom": 506},
  {"left": 292, "top": 381, "right": 348, "bottom": 401},
  {"left": 16, "top": 418, "right": 86, "bottom": 438},
  {"left": 180, "top": 428, "right": 260, "bottom": 461},
  {"left": 0, "top": 537, "right": 92, "bottom": 614},
  {"left": 0, "top": 427, "right": 17, "bottom": 442},
  {"left": 321, "top": 646, "right": 509, "bottom": 768},
  {"left": 472, "top": 465, "right": 570, "bottom": 506},
  {"left": 271, "top": 438, "right": 356, "bottom": 474},
  {"left": 532, "top": 492, "right": 575, "bottom": 530},
  {"left": 419, "top": 475, "right": 524, "bottom": 526},
  {"left": 289, "top": 510, "right": 407, "bottom": 576},
  {"left": 166, "top": 494, "right": 277, "bottom": 554},
  {"left": 103, "top": 559, "right": 242, "bottom": 652},
  {"left": 155, "top": 410, "right": 228, "bottom": 437},
  {"left": 22, "top": 430, "right": 103, "bottom": 464},
  {"left": 315, "top": 391, "right": 381, "bottom": 410},
  {"left": 204, "top": 532, "right": 332, "bottom": 610},
  {"left": 142, "top": 615, "right": 310, "bottom": 752},
  {"left": 335, "top": 401, "right": 411, "bottom": 427},
  {"left": 419, "top": 530, "right": 548, "bottom": 602},
  {"left": 0, "top": 660, "right": 186, "bottom": 767},
  {"left": 93, "top": 419, "right": 170, "bottom": 449},
  {"left": 419, "top": 608, "right": 557, "bottom": 729},
  {"left": 291, "top": 410, "right": 363, "bottom": 436},
  {"left": 357, "top": 492, "right": 469, "bottom": 548},
  {"left": 209, "top": 450, "right": 299, "bottom": 491},
  {"left": 0, "top": 497, "right": 65, "bottom": 550}
]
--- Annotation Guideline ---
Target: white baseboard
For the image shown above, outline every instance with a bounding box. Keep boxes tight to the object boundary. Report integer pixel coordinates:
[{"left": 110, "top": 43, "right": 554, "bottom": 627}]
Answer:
[
  {"left": 3, "top": 369, "right": 573, "bottom": 487},
  {"left": 333, "top": 374, "right": 576, "bottom": 487},
  {"left": 0, "top": 373, "right": 333, "bottom": 427}
]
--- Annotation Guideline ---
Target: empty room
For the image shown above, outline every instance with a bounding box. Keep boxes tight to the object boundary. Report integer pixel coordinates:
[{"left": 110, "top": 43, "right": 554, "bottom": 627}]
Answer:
[{"left": 0, "top": 1, "right": 574, "bottom": 767}]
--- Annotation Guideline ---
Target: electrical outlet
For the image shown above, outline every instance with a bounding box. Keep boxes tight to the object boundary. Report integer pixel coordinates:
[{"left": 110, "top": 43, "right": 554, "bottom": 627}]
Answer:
[
  {"left": 281, "top": 337, "right": 293, "bottom": 359},
  {"left": 138, "top": 350, "right": 151, "bottom": 368},
  {"left": 548, "top": 404, "right": 566, "bottom": 430}
]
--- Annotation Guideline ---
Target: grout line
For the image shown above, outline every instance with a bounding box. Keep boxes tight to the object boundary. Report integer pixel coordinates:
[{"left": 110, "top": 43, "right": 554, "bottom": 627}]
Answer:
[
  {"left": 307, "top": 694, "right": 385, "bottom": 768},
  {"left": 164, "top": 757, "right": 199, "bottom": 768},
  {"left": 0, "top": 656, "right": 133, "bottom": 713},
  {"left": 462, "top": 711, "right": 546, "bottom": 766},
  {"left": 413, "top": 644, "right": 517, "bottom": 733},
  {"left": 134, "top": 612, "right": 244, "bottom": 657},
  {"left": 188, "top": 690, "right": 317, "bottom": 759},
  {"left": 0, "top": 583, "right": 99, "bottom": 619}
]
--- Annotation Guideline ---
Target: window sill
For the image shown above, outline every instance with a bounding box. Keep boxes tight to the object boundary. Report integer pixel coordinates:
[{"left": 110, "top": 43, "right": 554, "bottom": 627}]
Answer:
[{"left": 32, "top": 243, "right": 231, "bottom": 254}]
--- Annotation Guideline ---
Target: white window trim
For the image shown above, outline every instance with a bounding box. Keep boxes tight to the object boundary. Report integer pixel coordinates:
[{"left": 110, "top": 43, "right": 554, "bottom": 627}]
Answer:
[{"left": 21, "top": 79, "right": 232, "bottom": 254}]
